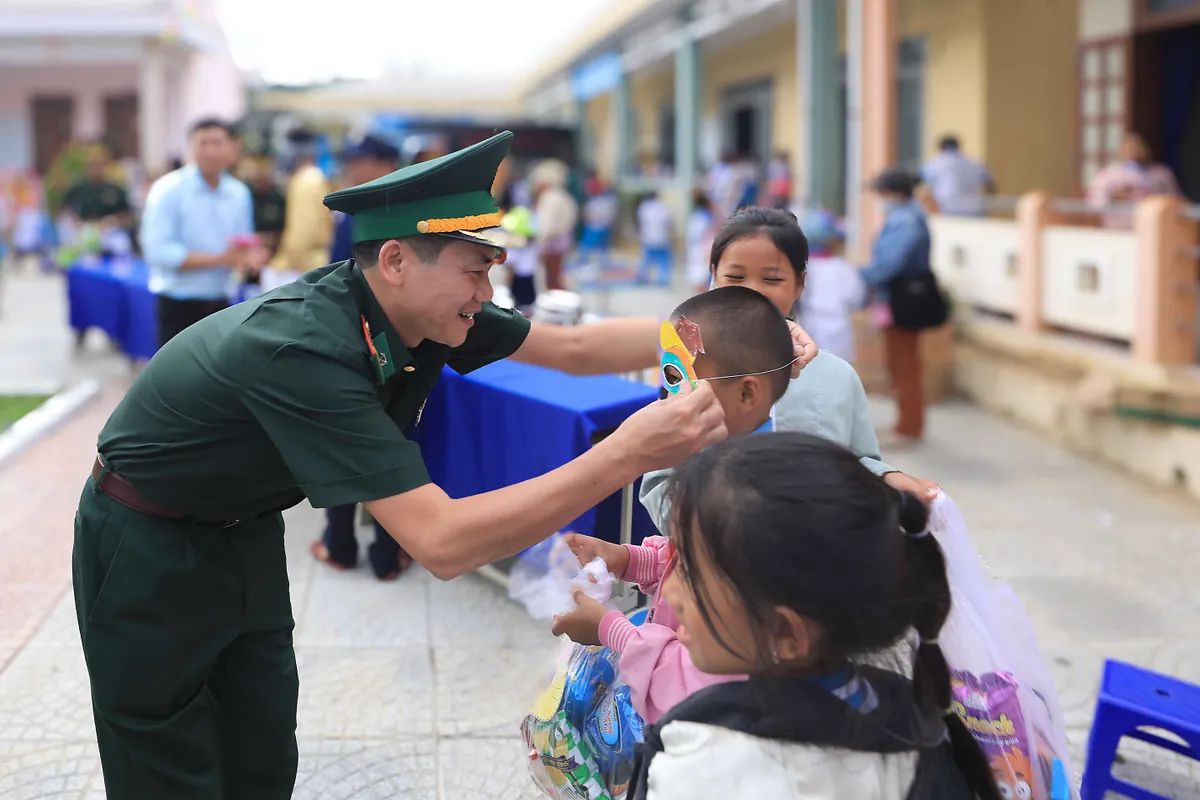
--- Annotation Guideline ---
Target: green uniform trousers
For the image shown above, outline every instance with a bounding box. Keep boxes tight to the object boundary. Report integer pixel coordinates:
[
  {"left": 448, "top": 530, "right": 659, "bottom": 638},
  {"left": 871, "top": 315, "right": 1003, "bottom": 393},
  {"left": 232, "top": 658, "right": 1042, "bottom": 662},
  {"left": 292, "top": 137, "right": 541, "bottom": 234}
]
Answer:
[{"left": 72, "top": 478, "right": 299, "bottom": 799}]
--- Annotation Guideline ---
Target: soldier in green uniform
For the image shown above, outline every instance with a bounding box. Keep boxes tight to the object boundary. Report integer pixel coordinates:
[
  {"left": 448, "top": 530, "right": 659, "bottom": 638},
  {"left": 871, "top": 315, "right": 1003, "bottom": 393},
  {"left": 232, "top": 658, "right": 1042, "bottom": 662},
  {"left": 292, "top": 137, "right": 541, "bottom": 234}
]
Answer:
[
  {"left": 74, "top": 130, "right": 815, "bottom": 798},
  {"left": 61, "top": 146, "right": 133, "bottom": 226}
]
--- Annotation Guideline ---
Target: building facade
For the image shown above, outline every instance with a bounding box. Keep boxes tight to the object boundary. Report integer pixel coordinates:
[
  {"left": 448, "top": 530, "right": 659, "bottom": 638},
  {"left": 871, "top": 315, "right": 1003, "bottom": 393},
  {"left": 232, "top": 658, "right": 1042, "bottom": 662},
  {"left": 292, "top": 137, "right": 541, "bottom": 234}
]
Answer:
[
  {"left": 0, "top": 0, "right": 245, "bottom": 176},
  {"left": 522, "top": 0, "right": 1200, "bottom": 502},
  {"left": 521, "top": 0, "right": 1200, "bottom": 250}
]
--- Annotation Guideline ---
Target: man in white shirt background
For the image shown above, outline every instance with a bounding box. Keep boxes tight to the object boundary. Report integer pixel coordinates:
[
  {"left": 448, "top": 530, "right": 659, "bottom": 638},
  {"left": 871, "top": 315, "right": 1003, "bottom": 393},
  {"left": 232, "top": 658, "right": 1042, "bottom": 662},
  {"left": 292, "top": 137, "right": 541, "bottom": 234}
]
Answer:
[{"left": 920, "top": 135, "right": 994, "bottom": 217}]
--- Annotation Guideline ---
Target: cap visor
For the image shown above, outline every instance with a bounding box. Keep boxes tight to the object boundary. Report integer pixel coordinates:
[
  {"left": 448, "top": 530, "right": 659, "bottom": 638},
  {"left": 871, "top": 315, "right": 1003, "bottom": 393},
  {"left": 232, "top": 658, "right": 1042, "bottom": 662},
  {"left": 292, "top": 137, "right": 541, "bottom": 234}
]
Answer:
[{"left": 432, "top": 228, "right": 516, "bottom": 252}]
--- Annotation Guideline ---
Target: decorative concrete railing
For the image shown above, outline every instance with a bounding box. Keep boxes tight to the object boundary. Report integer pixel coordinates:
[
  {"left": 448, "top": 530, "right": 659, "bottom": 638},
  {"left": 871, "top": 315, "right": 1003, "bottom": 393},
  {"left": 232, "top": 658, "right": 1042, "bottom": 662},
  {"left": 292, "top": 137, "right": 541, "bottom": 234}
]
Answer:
[{"left": 929, "top": 193, "right": 1199, "bottom": 366}]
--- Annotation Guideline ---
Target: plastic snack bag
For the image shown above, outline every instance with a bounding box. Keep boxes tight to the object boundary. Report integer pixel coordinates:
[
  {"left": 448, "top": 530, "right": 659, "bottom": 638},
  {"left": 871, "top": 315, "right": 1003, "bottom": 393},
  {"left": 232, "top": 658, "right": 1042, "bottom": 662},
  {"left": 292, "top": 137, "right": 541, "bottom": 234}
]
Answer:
[
  {"left": 930, "top": 493, "right": 1075, "bottom": 800},
  {"left": 520, "top": 556, "right": 645, "bottom": 799}
]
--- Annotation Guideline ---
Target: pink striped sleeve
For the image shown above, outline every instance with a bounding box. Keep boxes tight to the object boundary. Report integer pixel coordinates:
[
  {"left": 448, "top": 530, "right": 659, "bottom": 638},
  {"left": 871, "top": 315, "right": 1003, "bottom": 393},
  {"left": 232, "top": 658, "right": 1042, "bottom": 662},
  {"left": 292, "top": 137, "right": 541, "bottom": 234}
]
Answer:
[
  {"left": 599, "top": 616, "right": 745, "bottom": 725},
  {"left": 621, "top": 536, "right": 673, "bottom": 595}
]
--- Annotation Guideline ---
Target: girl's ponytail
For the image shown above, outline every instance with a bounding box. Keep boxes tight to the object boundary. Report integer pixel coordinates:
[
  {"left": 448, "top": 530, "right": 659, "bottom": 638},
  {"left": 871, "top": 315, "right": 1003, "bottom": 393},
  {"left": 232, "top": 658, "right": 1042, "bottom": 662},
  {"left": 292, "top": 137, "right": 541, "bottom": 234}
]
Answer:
[{"left": 894, "top": 490, "right": 1003, "bottom": 800}]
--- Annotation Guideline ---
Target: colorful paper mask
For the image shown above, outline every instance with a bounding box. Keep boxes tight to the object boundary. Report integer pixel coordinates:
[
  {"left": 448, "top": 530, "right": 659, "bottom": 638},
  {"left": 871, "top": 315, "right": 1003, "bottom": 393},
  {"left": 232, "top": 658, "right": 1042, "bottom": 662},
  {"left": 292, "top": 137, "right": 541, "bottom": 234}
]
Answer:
[{"left": 660, "top": 317, "right": 704, "bottom": 395}]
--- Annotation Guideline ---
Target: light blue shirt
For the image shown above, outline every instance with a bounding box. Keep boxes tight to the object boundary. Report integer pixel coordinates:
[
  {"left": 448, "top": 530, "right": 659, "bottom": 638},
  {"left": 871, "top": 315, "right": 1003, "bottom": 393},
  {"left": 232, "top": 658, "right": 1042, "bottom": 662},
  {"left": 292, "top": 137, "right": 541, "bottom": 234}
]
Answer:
[
  {"left": 640, "top": 350, "right": 896, "bottom": 533},
  {"left": 140, "top": 165, "right": 253, "bottom": 300}
]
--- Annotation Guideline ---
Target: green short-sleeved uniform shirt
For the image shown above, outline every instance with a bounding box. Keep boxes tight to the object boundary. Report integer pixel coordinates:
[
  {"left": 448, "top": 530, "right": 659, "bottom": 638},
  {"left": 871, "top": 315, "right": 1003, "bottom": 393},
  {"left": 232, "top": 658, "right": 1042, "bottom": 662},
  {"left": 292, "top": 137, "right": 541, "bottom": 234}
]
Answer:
[
  {"left": 97, "top": 259, "right": 530, "bottom": 520},
  {"left": 62, "top": 180, "right": 132, "bottom": 221}
]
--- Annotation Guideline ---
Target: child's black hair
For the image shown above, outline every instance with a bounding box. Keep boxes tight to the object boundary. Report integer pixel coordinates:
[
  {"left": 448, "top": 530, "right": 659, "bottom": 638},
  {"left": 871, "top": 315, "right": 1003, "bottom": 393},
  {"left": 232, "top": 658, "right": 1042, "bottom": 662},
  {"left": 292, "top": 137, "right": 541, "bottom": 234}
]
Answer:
[
  {"left": 670, "top": 286, "right": 794, "bottom": 401},
  {"left": 710, "top": 206, "right": 809, "bottom": 282},
  {"left": 666, "top": 432, "right": 1001, "bottom": 800}
]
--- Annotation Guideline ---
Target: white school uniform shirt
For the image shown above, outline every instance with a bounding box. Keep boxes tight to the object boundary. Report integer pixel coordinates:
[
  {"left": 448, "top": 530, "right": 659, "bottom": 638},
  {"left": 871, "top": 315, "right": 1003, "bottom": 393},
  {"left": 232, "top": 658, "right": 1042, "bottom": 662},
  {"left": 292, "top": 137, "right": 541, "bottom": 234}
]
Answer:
[
  {"left": 794, "top": 255, "right": 867, "bottom": 364},
  {"left": 646, "top": 722, "right": 918, "bottom": 799},
  {"left": 638, "top": 198, "right": 673, "bottom": 249},
  {"left": 684, "top": 209, "right": 714, "bottom": 285},
  {"left": 506, "top": 243, "right": 540, "bottom": 278}
]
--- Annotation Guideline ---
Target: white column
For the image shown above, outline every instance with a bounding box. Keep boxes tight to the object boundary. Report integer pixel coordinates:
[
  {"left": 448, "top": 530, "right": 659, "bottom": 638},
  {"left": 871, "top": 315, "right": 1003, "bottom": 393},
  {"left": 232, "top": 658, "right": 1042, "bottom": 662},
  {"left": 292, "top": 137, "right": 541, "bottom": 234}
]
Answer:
[{"left": 139, "top": 37, "right": 168, "bottom": 175}]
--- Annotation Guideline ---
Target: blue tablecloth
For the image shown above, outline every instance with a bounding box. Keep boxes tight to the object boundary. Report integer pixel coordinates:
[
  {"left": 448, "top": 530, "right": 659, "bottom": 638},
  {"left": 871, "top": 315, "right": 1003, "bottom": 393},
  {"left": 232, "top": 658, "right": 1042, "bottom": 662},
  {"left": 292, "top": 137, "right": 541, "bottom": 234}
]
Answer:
[
  {"left": 415, "top": 360, "right": 661, "bottom": 544},
  {"left": 66, "top": 257, "right": 257, "bottom": 361},
  {"left": 66, "top": 257, "right": 159, "bottom": 361}
]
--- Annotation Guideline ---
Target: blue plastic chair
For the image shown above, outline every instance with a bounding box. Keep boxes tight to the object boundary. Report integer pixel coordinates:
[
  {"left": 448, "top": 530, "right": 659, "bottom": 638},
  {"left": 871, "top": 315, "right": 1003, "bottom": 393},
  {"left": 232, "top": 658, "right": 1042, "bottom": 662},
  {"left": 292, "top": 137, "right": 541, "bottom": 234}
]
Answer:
[{"left": 1081, "top": 659, "right": 1200, "bottom": 799}]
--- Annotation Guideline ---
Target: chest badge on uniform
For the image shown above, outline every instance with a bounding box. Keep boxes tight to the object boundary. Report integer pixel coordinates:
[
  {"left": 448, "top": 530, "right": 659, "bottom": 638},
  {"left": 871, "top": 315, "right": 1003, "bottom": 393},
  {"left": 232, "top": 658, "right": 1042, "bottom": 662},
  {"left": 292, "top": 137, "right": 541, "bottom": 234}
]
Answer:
[{"left": 361, "top": 315, "right": 396, "bottom": 384}]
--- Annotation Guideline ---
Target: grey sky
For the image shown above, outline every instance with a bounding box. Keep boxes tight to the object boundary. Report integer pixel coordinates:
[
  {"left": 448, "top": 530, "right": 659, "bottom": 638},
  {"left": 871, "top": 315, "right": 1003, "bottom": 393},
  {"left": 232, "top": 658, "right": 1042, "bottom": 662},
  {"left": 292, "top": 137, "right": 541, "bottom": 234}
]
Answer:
[{"left": 214, "top": 0, "right": 613, "bottom": 85}]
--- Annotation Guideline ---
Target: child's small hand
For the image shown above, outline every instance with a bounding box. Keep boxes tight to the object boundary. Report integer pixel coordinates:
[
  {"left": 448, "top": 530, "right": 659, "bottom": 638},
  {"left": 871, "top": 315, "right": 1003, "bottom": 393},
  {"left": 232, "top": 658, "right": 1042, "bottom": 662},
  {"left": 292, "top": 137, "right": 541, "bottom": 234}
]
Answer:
[
  {"left": 563, "top": 533, "right": 630, "bottom": 578},
  {"left": 785, "top": 320, "right": 817, "bottom": 377},
  {"left": 550, "top": 588, "right": 610, "bottom": 646},
  {"left": 884, "top": 472, "right": 940, "bottom": 507}
]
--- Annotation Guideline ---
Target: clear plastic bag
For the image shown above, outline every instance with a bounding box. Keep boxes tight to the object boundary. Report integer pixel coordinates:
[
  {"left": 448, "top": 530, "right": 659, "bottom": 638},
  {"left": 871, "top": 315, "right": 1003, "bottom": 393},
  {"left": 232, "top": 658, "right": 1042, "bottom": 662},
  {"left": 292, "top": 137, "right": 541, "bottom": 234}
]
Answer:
[
  {"left": 509, "top": 533, "right": 615, "bottom": 620},
  {"left": 931, "top": 493, "right": 1076, "bottom": 800}
]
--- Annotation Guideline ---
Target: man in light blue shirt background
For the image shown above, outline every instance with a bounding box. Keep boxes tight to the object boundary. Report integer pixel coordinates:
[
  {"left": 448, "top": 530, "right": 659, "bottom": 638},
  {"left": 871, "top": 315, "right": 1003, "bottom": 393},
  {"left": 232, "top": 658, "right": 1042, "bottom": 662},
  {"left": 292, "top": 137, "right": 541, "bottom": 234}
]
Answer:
[{"left": 139, "top": 117, "right": 263, "bottom": 347}]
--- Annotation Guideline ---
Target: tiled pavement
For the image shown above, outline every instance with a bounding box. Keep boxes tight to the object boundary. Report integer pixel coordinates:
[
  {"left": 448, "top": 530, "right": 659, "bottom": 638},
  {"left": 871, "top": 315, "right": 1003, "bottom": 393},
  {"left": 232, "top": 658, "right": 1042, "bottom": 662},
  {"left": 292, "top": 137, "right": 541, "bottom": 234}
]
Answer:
[{"left": 3, "top": 271, "right": 1200, "bottom": 798}]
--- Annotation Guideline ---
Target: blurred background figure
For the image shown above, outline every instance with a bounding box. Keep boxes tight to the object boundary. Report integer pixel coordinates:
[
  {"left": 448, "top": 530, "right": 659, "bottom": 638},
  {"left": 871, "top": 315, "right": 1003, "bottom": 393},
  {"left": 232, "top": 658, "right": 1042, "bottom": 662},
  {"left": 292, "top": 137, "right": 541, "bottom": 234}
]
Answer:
[
  {"left": 684, "top": 187, "right": 716, "bottom": 294},
  {"left": 1087, "top": 132, "right": 1180, "bottom": 229},
  {"left": 501, "top": 204, "right": 539, "bottom": 315},
  {"left": 636, "top": 190, "right": 673, "bottom": 285},
  {"left": 329, "top": 134, "right": 400, "bottom": 266},
  {"left": 261, "top": 127, "right": 332, "bottom": 293},
  {"left": 530, "top": 159, "right": 577, "bottom": 291},
  {"left": 859, "top": 168, "right": 934, "bottom": 447},
  {"left": 766, "top": 151, "right": 792, "bottom": 209},
  {"left": 5, "top": 174, "right": 52, "bottom": 273},
  {"left": 244, "top": 153, "right": 286, "bottom": 259},
  {"left": 60, "top": 145, "right": 133, "bottom": 241},
  {"left": 577, "top": 174, "right": 618, "bottom": 269},
  {"left": 920, "top": 134, "right": 993, "bottom": 217},
  {"left": 140, "top": 117, "right": 260, "bottom": 347},
  {"left": 794, "top": 207, "right": 864, "bottom": 363}
]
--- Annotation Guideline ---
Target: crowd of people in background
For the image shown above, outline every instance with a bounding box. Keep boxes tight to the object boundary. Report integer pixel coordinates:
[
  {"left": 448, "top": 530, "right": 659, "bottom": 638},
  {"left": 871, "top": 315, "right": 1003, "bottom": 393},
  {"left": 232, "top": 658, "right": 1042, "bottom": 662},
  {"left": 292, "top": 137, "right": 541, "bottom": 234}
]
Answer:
[{"left": 0, "top": 118, "right": 1189, "bottom": 445}]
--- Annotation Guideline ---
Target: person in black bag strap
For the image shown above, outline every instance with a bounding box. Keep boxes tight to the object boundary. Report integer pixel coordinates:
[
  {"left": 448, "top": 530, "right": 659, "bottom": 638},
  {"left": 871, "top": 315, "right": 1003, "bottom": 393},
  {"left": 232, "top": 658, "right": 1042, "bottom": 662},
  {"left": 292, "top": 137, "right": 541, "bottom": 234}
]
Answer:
[
  {"left": 626, "top": 433, "right": 1001, "bottom": 800},
  {"left": 860, "top": 168, "right": 944, "bottom": 445}
]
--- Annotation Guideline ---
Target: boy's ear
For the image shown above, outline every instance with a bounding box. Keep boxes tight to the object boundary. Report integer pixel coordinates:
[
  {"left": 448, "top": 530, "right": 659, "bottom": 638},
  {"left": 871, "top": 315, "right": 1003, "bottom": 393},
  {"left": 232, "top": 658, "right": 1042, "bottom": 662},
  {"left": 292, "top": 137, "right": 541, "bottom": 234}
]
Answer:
[{"left": 739, "top": 375, "right": 763, "bottom": 407}]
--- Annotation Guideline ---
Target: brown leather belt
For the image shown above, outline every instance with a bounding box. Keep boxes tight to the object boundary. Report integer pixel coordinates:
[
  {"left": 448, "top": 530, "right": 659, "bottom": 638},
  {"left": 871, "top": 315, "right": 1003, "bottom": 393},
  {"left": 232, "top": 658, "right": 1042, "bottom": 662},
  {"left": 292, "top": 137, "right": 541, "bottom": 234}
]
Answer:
[
  {"left": 92, "top": 456, "right": 188, "bottom": 521},
  {"left": 92, "top": 456, "right": 243, "bottom": 528}
]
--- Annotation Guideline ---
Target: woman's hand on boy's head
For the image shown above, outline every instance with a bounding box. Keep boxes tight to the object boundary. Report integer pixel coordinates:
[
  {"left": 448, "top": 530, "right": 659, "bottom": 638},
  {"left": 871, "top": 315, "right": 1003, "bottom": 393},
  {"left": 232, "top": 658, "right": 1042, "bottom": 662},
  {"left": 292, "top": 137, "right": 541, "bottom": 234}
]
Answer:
[
  {"left": 883, "top": 472, "right": 940, "bottom": 507},
  {"left": 550, "top": 588, "right": 609, "bottom": 646},
  {"left": 564, "top": 533, "right": 630, "bottom": 577},
  {"left": 786, "top": 320, "right": 817, "bottom": 377}
]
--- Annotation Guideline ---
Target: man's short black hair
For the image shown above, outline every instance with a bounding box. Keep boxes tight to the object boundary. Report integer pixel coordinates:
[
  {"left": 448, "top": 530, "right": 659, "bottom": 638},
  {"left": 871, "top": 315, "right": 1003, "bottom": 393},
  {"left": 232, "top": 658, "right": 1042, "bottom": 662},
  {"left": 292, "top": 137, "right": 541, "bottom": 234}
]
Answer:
[
  {"left": 671, "top": 286, "right": 794, "bottom": 401},
  {"left": 352, "top": 236, "right": 455, "bottom": 267},
  {"left": 190, "top": 117, "right": 237, "bottom": 138},
  {"left": 938, "top": 134, "right": 960, "bottom": 152}
]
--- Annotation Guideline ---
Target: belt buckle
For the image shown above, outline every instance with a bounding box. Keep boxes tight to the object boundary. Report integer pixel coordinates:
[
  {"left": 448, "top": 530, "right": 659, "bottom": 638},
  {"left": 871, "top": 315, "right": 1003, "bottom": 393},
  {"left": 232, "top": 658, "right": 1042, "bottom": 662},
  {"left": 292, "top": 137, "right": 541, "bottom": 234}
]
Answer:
[{"left": 222, "top": 519, "right": 241, "bottom": 529}]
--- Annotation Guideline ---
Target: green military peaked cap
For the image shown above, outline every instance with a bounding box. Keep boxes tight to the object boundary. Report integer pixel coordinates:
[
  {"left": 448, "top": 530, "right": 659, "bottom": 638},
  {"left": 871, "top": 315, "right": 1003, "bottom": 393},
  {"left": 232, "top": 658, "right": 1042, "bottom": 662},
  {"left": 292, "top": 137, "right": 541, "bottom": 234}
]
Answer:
[{"left": 324, "top": 130, "right": 513, "bottom": 246}]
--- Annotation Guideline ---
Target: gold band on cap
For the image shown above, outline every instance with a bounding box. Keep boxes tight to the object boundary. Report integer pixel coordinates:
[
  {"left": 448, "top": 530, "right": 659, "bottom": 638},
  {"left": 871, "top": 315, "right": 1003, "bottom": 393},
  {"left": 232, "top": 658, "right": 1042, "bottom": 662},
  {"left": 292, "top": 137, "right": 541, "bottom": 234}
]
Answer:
[{"left": 416, "top": 212, "right": 502, "bottom": 235}]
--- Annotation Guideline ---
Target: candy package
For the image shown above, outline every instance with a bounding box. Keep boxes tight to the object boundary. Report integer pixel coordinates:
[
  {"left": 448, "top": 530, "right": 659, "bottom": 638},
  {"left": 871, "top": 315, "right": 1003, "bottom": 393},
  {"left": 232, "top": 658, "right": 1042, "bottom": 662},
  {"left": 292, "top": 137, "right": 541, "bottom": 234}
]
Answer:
[
  {"left": 930, "top": 494, "right": 1075, "bottom": 800},
  {"left": 522, "top": 641, "right": 645, "bottom": 800}
]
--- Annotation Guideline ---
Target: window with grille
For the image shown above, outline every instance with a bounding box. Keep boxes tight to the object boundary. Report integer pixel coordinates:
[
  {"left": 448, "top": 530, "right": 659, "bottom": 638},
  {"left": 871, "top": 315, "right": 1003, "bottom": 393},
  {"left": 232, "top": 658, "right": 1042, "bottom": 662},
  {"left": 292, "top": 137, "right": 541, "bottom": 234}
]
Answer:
[{"left": 1078, "top": 40, "right": 1129, "bottom": 189}]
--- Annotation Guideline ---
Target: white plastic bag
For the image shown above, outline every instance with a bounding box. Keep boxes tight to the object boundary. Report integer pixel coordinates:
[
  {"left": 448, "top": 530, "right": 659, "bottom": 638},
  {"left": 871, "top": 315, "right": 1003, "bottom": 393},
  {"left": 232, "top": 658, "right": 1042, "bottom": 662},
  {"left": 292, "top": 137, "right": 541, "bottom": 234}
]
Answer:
[
  {"left": 931, "top": 493, "right": 1076, "bottom": 800},
  {"left": 509, "top": 533, "right": 615, "bottom": 620}
]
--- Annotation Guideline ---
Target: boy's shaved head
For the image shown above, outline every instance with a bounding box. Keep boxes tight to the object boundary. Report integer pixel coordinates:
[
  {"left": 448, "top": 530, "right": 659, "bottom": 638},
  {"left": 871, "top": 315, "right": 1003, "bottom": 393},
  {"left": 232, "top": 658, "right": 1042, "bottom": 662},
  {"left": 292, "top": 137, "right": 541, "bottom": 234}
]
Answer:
[{"left": 671, "top": 286, "right": 794, "bottom": 401}]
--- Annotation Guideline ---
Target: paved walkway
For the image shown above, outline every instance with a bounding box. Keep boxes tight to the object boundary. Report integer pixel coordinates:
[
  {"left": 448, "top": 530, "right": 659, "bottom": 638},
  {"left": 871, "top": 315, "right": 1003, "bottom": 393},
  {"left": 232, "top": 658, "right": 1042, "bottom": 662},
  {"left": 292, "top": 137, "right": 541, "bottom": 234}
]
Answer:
[
  {"left": 2, "top": 269, "right": 1199, "bottom": 798},
  {"left": 0, "top": 270, "right": 130, "bottom": 394}
]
